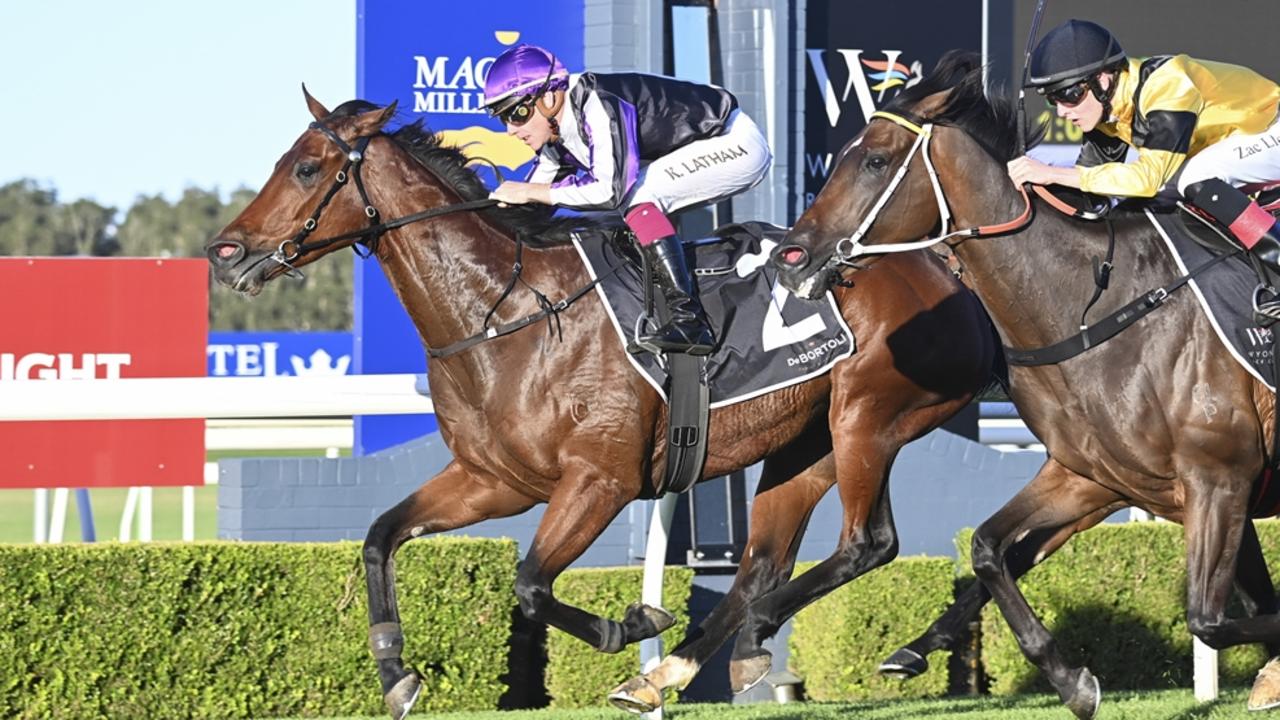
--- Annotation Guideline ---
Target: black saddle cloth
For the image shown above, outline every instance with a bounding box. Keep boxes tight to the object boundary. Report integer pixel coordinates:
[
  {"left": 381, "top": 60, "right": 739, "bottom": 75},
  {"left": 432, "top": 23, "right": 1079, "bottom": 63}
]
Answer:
[
  {"left": 571, "top": 221, "right": 855, "bottom": 407},
  {"left": 1147, "top": 208, "right": 1275, "bottom": 389}
]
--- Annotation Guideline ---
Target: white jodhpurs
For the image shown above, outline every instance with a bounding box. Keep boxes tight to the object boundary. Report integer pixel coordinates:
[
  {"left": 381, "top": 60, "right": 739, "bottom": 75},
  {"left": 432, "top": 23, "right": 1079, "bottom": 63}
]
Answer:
[{"left": 624, "top": 109, "right": 772, "bottom": 214}]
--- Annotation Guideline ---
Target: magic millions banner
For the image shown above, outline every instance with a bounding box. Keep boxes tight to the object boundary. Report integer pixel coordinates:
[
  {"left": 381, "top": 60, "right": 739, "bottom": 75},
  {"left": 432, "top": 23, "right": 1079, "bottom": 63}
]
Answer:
[
  {"left": 356, "top": 1, "right": 583, "bottom": 454},
  {"left": 803, "top": 0, "right": 1002, "bottom": 208}
]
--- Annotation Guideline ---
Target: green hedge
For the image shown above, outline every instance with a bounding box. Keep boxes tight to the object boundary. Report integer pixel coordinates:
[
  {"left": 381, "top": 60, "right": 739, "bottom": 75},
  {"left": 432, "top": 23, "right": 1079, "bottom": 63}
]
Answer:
[
  {"left": 0, "top": 539, "right": 517, "bottom": 719},
  {"left": 545, "top": 566, "right": 694, "bottom": 708},
  {"left": 789, "top": 556, "right": 956, "bottom": 700},
  {"left": 959, "top": 521, "right": 1280, "bottom": 695}
]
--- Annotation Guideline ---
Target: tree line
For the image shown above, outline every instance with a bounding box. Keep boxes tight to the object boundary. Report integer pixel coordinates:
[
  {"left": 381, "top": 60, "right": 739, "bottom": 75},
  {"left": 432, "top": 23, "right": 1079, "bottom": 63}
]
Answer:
[{"left": 0, "top": 180, "right": 352, "bottom": 331}]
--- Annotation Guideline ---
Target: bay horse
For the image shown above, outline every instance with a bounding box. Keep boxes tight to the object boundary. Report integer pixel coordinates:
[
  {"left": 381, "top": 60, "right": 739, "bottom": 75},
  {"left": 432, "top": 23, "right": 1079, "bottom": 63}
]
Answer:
[
  {"left": 773, "top": 50, "right": 1280, "bottom": 718},
  {"left": 205, "top": 89, "right": 996, "bottom": 718}
]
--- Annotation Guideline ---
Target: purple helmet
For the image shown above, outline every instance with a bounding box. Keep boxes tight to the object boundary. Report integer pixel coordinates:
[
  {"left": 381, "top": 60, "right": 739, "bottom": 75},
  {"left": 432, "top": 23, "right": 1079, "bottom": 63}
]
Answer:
[{"left": 482, "top": 44, "right": 569, "bottom": 116}]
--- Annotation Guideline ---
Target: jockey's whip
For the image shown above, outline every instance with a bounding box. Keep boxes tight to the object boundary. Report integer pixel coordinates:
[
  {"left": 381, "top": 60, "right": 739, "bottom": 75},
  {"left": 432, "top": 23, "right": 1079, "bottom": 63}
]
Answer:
[{"left": 1016, "top": 0, "right": 1049, "bottom": 157}]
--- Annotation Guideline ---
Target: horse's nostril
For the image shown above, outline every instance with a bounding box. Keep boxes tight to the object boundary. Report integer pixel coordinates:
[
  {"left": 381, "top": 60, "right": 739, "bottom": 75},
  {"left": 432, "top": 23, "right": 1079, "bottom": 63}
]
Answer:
[
  {"left": 781, "top": 247, "right": 807, "bottom": 266},
  {"left": 208, "top": 241, "right": 245, "bottom": 265}
]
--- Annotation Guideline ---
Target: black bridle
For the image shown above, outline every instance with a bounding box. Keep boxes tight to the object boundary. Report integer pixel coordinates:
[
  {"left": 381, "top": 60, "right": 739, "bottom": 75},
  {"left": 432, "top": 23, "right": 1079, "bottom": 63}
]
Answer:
[
  {"left": 260, "top": 119, "right": 617, "bottom": 359},
  {"left": 266, "top": 120, "right": 499, "bottom": 278}
]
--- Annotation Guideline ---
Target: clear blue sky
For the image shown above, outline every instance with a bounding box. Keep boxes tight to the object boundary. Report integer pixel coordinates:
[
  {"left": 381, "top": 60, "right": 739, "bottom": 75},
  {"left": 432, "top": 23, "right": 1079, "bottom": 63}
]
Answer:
[{"left": 0, "top": 1, "right": 355, "bottom": 213}]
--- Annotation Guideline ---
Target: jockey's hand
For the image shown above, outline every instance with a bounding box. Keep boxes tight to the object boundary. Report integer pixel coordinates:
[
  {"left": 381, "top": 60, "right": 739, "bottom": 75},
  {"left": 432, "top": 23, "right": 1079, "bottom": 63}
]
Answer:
[
  {"left": 1007, "top": 156, "right": 1056, "bottom": 187},
  {"left": 489, "top": 181, "right": 550, "bottom": 207}
]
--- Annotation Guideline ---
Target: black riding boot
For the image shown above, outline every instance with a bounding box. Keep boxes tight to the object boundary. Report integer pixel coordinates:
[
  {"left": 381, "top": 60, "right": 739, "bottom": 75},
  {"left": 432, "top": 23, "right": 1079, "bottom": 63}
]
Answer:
[
  {"left": 1250, "top": 227, "right": 1280, "bottom": 275},
  {"left": 638, "top": 235, "right": 715, "bottom": 355}
]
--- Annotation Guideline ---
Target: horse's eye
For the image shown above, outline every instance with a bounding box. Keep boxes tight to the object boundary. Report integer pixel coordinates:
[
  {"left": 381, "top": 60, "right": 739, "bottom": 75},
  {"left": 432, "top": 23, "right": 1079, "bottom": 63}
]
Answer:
[
  {"left": 294, "top": 163, "right": 319, "bottom": 182},
  {"left": 866, "top": 155, "right": 890, "bottom": 171}
]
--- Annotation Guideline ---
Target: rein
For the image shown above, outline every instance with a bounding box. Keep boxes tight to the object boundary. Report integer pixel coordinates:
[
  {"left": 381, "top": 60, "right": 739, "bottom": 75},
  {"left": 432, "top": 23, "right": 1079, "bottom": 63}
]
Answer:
[
  {"left": 268, "top": 121, "right": 503, "bottom": 273},
  {"left": 827, "top": 111, "right": 1035, "bottom": 266},
  {"left": 268, "top": 119, "right": 611, "bottom": 360},
  {"left": 826, "top": 110, "right": 1237, "bottom": 366}
]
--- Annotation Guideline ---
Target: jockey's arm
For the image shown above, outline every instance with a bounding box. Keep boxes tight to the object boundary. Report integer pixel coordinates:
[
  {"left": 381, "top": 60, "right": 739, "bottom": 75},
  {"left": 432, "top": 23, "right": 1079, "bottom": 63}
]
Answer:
[
  {"left": 490, "top": 180, "right": 552, "bottom": 205},
  {"left": 546, "top": 91, "right": 639, "bottom": 211},
  {"left": 1007, "top": 156, "right": 1083, "bottom": 189},
  {"left": 1078, "top": 71, "right": 1203, "bottom": 198}
]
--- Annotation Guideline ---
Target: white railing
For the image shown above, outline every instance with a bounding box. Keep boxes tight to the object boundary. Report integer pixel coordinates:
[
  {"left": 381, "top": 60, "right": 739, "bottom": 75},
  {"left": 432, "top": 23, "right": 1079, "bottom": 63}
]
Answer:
[
  {"left": 0, "top": 373, "right": 434, "bottom": 421},
  {"left": 8, "top": 375, "right": 417, "bottom": 545}
]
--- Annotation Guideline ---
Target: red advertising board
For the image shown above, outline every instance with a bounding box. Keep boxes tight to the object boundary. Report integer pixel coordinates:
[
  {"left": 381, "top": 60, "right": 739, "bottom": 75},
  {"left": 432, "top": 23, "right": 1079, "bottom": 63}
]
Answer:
[{"left": 0, "top": 258, "right": 207, "bottom": 488}]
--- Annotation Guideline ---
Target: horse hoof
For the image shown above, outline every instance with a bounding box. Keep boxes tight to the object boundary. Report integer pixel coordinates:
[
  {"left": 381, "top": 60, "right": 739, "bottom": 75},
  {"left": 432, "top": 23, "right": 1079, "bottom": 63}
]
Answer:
[
  {"left": 1062, "top": 667, "right": 1101, "bottom": 720},
  {"left": 1249, "top": 657, "right": 1280, "bottom": 710},
  {"left": 384, "top": 672, "right": 422, "bottom": 720},
  {"left": 608, "top": 676, "right": 664, "bottom": 714},
  {"left": 625, "top": 602, "right": 677, "bottom": 639},
  {"left": 729, "top": 651, "right": 773, "bottom": 694},
  {"left": 879, "top": 647, "right": 928, "bottom": 679}
]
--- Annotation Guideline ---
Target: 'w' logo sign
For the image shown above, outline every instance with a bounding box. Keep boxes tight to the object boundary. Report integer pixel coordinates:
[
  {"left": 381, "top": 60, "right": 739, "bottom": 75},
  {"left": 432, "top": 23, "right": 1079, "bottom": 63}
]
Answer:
[{"left": 805, "top": 49, "right": 922, "bottom": 128}]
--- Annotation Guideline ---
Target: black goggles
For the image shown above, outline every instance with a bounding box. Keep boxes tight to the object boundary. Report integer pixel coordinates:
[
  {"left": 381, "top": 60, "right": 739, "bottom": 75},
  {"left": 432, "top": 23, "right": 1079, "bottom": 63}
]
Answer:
[
  {"left": 1042, "top": 80, "right": 1091, "bottom": 108},
  {"left": 497, "top": 96, "right": 539, "bottom": 127}
]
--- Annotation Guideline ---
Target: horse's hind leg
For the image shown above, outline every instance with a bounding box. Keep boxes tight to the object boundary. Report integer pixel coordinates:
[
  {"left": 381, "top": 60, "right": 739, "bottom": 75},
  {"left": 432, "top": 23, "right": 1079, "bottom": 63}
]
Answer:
[
  {"left": 970, "top": 458, "right": 1122, "bottom": 720},
  {"left": 881, "top": 501, "right": 1121, "bottom": 679},
  {"left": 728, "top": 438, "right": 902, "bottom": 695},
  {"left": 364, "top": 461, "right": 537, "bottom": 720},
  {"left": 609, "top": 446, "right": 835, "bottom": 713},
  {"left": 513, "top": 458, "right": 671, "bottom": 653}
]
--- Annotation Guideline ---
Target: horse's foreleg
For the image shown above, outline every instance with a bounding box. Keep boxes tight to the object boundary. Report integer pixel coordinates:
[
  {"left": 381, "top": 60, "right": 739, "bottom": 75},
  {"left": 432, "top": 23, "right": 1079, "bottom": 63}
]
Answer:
[
  {"left": 970, "top": 458, "right": 1121, "bottom": 720},
  {"left": 882, "top": 501, "right": 1122, "bottom": 679},
  {"left": 609, "top": 450, "right": 836, "bottom": 713},
  {"left": 514, "top": 459, "right": 660, "bottom": 653},
  {"left": 728, "top": 438, "right": 900, "bottom": 695},
  {"left": 364, "top": 461, "right": 537, "bottom": 720}
]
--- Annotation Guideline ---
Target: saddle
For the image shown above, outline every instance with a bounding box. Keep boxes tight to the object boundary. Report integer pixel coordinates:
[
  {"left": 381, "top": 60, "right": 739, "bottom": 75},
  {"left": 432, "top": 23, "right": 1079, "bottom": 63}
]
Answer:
[{"left": 572, "top": 221, "right": 855, "bottom": 496}]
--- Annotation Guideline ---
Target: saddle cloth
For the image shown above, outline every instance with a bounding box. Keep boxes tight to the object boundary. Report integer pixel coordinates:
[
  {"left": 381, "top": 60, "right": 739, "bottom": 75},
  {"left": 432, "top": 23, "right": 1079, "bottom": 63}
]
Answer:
[
  {"left": 1147, "top": 208, "right": 1276, "bottom": 390},
  {"left": 571, "top": 221, "right": 855, "bottom": 408}
]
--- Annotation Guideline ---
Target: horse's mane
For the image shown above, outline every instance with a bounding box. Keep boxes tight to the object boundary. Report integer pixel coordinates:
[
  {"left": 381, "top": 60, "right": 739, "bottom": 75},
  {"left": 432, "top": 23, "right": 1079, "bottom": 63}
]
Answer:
[
  {"left": 882, "top": 49, "right": 1044, "bottom": 163},
  {"left": 326, "top": 101, "right": 620, "bottom": 248},
  {"left": 884, "top": 52, "right": 1158, "bottom": 221}
]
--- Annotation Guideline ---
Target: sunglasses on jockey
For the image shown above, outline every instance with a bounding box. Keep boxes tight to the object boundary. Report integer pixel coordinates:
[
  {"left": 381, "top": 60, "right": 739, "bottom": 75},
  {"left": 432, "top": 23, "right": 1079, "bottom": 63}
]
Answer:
[
  {"left": 491, "top": 53, "right": 561, "bottom": 127},
  {"left": 1040, "top": 79, "right": 1092, "bottom": 108},
  {"left": 498, "top": 96, "right": 539, "bottom": 127}
]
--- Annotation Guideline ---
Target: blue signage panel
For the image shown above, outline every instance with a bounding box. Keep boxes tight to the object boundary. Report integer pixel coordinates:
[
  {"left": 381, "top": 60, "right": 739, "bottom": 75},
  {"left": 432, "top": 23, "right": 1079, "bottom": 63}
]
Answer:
[
  {"left": 355, "top": 1, "right": 583, "bottom": 454},
  {"left": 208, "top": 332, "right": 353, "bottom": 377}
]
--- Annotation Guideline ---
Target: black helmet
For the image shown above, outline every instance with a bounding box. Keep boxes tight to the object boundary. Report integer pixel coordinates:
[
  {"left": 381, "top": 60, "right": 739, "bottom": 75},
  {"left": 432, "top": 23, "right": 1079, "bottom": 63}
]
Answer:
[{"left": 1027, "top": 19, "right": 1126, "bottom": 92}]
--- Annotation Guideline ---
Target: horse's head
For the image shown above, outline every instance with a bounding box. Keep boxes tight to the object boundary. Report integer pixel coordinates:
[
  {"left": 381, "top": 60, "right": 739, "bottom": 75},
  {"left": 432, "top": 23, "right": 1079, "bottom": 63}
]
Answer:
[
  {"left": 206, "top": 87, "right": 397, "bottom": 295},
  {"left": 773, "top": 50, "right": 1014, "bottom": 299},
  {"left": 772, "top": 109, "right": 948, "bottom": 299}
]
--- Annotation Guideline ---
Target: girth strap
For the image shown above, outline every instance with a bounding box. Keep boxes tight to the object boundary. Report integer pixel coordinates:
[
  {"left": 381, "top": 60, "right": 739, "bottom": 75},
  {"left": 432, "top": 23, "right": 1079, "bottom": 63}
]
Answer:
[{"left": 1005, "top": 251, "right": 1236, "bottom": 366}]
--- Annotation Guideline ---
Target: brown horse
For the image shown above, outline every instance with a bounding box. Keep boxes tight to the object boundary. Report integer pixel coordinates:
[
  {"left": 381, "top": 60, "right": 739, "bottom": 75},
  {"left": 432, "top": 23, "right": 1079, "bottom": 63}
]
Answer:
[
  {"left": 205, "top": 89, "right": 996, "bottom": 718},
  {"left": 773, "top": 50, "right": 1280, "bottom": 718}
]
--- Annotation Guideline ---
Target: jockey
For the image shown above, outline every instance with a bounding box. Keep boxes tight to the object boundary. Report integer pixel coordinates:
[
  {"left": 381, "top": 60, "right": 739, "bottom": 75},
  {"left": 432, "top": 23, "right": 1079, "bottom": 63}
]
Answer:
[
  {"left": 482, "top": 43, "right": 772, "bottom": 355},
  {"left": 1007, "top": 20, "right": 1280, "bottom": 281}
]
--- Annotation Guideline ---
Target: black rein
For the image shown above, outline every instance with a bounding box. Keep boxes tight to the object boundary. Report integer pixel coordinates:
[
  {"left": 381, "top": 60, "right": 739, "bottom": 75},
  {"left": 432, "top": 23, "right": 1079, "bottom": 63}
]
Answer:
[{"left": 272, "top": 121, "right": 615, "bottom": 360}]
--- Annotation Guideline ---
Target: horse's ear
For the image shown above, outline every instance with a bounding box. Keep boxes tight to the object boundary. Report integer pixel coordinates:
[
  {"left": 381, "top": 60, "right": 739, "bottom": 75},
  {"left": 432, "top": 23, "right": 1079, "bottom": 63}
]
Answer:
[
  {"left": 351, "top": 101, "right": 399, "bottom": 137},
  {"left": 302, "top": 83, "right": 330, "bottom": 122},
  {"left": 913, "top": 89, "right": 952, "bottom": 120}
]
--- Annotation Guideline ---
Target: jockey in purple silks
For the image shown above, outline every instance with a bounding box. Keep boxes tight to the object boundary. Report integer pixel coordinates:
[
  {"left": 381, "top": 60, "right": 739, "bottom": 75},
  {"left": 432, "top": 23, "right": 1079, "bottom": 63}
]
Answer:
[{"left": 482, "top": 43, "right": 772, "bottom": 356}]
